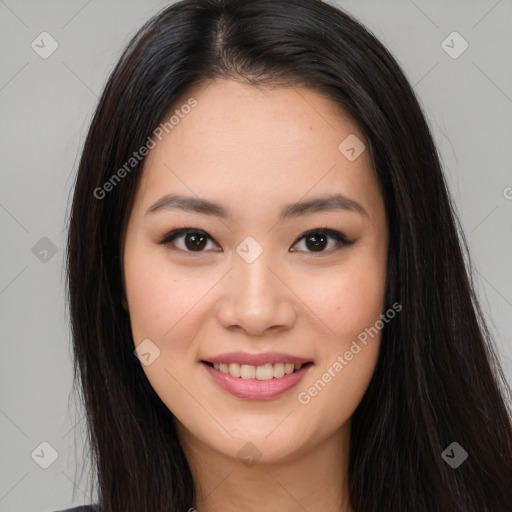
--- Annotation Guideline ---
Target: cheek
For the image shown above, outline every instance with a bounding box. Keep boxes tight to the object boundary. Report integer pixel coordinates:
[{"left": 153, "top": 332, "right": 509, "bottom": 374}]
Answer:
[
  {"left": 305, "top": 250, "right": 387, "bottom": 418},
  {"left": 337, "top": 270, "right": 386, "bottom": 335},
  {"left": 301, "top": 257, "right": 387, "bottom": 342},
  {"left": 295, "top": 263, "right": 386, "bottom": 428},
  {"left": 123, "top": 245, "right": 206, "bottom": 344},
  {"left": 123, "top": 248, "right": 206, "bottom": 407}
]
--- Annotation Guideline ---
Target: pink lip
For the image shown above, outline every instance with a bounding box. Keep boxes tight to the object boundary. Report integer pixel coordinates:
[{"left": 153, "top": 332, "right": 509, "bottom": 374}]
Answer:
[
  {"left": 201, "top": 361, "right": 314, "bottom": 400},
  {"left": 203, "top": 351, "right": 311, "bottom": 366}
]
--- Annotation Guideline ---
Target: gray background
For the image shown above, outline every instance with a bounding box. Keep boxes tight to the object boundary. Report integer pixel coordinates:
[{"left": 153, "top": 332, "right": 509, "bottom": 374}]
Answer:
[{"left": 1, "top": 0, "right": 511, "bottom": 510}]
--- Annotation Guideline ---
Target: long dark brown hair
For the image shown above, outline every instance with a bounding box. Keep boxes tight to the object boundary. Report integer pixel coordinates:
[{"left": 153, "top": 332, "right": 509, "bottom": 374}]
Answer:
[{"left": 65, "top": 1, "right": 512, "bottom": 510}]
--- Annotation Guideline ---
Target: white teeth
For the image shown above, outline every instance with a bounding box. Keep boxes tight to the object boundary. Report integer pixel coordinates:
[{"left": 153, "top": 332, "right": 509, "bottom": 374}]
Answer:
[
  {"left": 228, "top": 362, "right": 241, "bottom": 378},
  {"left": 255, "top": 364, "right": 274, "bottom": 380},
  {"left": 240, "top": 364, "right": 256, "bottom": 379},
  {"left": 284, "top": 363, "right": 295, "bottom": 375},
  {"left": 273, "top": 363, "right": 285, "bottom": 378},
  {"left": 211, "top": 361, "right": 305, "bottom": 379}
]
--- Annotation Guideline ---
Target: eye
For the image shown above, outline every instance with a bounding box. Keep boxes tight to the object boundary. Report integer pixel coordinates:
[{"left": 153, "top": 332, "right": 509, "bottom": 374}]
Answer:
[
  {"left": 158, "top": 226, "right": 356, "bottom": 255},
  {"left": 157, "top": 226, "right": 220, "bottom": 253},
  {"left": 290, "top": 228, "right": 356, "bottom": 255}
]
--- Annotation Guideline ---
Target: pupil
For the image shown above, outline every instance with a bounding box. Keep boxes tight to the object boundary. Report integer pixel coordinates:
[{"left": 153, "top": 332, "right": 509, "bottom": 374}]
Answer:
[
  {"left": 306, "top": 233, "right": 327, "bottom": 251},
  {"left": 185, "top": 233, "right": 207, "bottom": 251}
]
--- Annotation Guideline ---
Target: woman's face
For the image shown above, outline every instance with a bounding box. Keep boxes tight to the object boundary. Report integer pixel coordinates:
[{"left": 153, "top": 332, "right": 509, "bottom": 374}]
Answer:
[{"left": 122, "top": 78, "right": 388, "bottom": 464}]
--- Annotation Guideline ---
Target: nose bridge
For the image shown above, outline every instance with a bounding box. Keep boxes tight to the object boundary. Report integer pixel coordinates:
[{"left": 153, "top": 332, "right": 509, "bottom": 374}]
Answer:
[
  {"left": 216, "top": 242, "right": 296, "bottom": 334},
  {"left": 236, "top": 247, "right": 277, "bottom": 300}
]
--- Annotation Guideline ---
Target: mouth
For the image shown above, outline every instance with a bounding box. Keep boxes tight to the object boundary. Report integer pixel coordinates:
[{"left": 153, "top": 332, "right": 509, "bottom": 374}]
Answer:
[
  {"left": 201, "top": 361, "right": 314, "bottom": 380},
  {"left": 200, "top": 359, "right": 314, "bottom": 400}
]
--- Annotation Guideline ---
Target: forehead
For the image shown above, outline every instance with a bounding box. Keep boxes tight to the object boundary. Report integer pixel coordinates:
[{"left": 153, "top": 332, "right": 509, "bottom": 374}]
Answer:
[{"left": 135, "top": 79, "right": 382, "bottom": 225}]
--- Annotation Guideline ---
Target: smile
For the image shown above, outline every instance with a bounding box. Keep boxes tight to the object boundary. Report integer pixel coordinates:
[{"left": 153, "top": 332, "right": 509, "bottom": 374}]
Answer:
[
  {"left": 207, "top": 361, "right": 310, "bottom": 380},
  {"left": 201, "top": 361, "right": 314, "bottom": 400}
]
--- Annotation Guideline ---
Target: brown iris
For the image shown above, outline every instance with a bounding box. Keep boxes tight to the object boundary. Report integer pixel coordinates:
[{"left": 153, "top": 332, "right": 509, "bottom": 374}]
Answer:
[
  {"left": 304, "top": 232, "right": 328, "bottom": 252},
  {"left": 184, "top": 232, "right": 208, "bottom": 251}
]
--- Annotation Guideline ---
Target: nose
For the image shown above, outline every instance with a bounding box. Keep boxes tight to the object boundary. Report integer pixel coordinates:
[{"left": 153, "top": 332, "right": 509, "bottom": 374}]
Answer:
[{"left": 215, "top": 252, "right": 297, "bottom": 336}]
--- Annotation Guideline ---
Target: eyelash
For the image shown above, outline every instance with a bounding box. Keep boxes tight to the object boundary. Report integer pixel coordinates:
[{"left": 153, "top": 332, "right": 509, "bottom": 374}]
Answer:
[{"left": 157, "top": 225, "right": 357, "bottom": 256}]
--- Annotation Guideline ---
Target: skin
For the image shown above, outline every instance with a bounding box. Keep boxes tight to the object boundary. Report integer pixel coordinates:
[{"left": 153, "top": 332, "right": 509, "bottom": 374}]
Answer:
[{"left": 121, "top": 78, "right": 389, "bottom": 512}]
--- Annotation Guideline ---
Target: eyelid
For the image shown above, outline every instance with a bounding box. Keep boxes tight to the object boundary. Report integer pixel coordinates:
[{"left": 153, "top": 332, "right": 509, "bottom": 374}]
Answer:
[
  {"left": 157, "top": 226, "right": 356, "bottom": 254},
  {"left": 290, "top": 227, "right": 354, "bottom": 248},
  {"left": 158, "top": 226, "right": 220, "bottom": 253}
]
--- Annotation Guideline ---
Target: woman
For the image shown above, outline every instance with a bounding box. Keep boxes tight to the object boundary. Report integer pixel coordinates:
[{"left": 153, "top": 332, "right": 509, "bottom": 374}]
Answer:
[{"left": 64, "top": 0, "right": 512, "bottom": 511}]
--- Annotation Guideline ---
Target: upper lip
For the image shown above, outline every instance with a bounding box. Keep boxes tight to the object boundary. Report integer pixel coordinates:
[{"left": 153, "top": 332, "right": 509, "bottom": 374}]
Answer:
[{"left": 203, "top": 351, "right": 312, "bottom": 366}]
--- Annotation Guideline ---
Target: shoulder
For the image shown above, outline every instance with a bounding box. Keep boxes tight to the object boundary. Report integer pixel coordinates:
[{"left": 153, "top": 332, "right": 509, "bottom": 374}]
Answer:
[{"left": 52, "top": 506, "right": 97, "bottom": 512}]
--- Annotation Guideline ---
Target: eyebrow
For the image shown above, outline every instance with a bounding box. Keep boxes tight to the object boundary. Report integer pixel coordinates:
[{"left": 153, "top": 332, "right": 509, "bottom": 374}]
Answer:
[{"left": 145, "top": 193, "right": 369, "bottom": 221}]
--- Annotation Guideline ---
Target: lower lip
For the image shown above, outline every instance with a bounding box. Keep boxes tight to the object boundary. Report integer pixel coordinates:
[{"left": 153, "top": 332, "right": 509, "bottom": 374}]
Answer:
[{"left": 201, "top": 362, "right": 313, "bottom": 400}]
